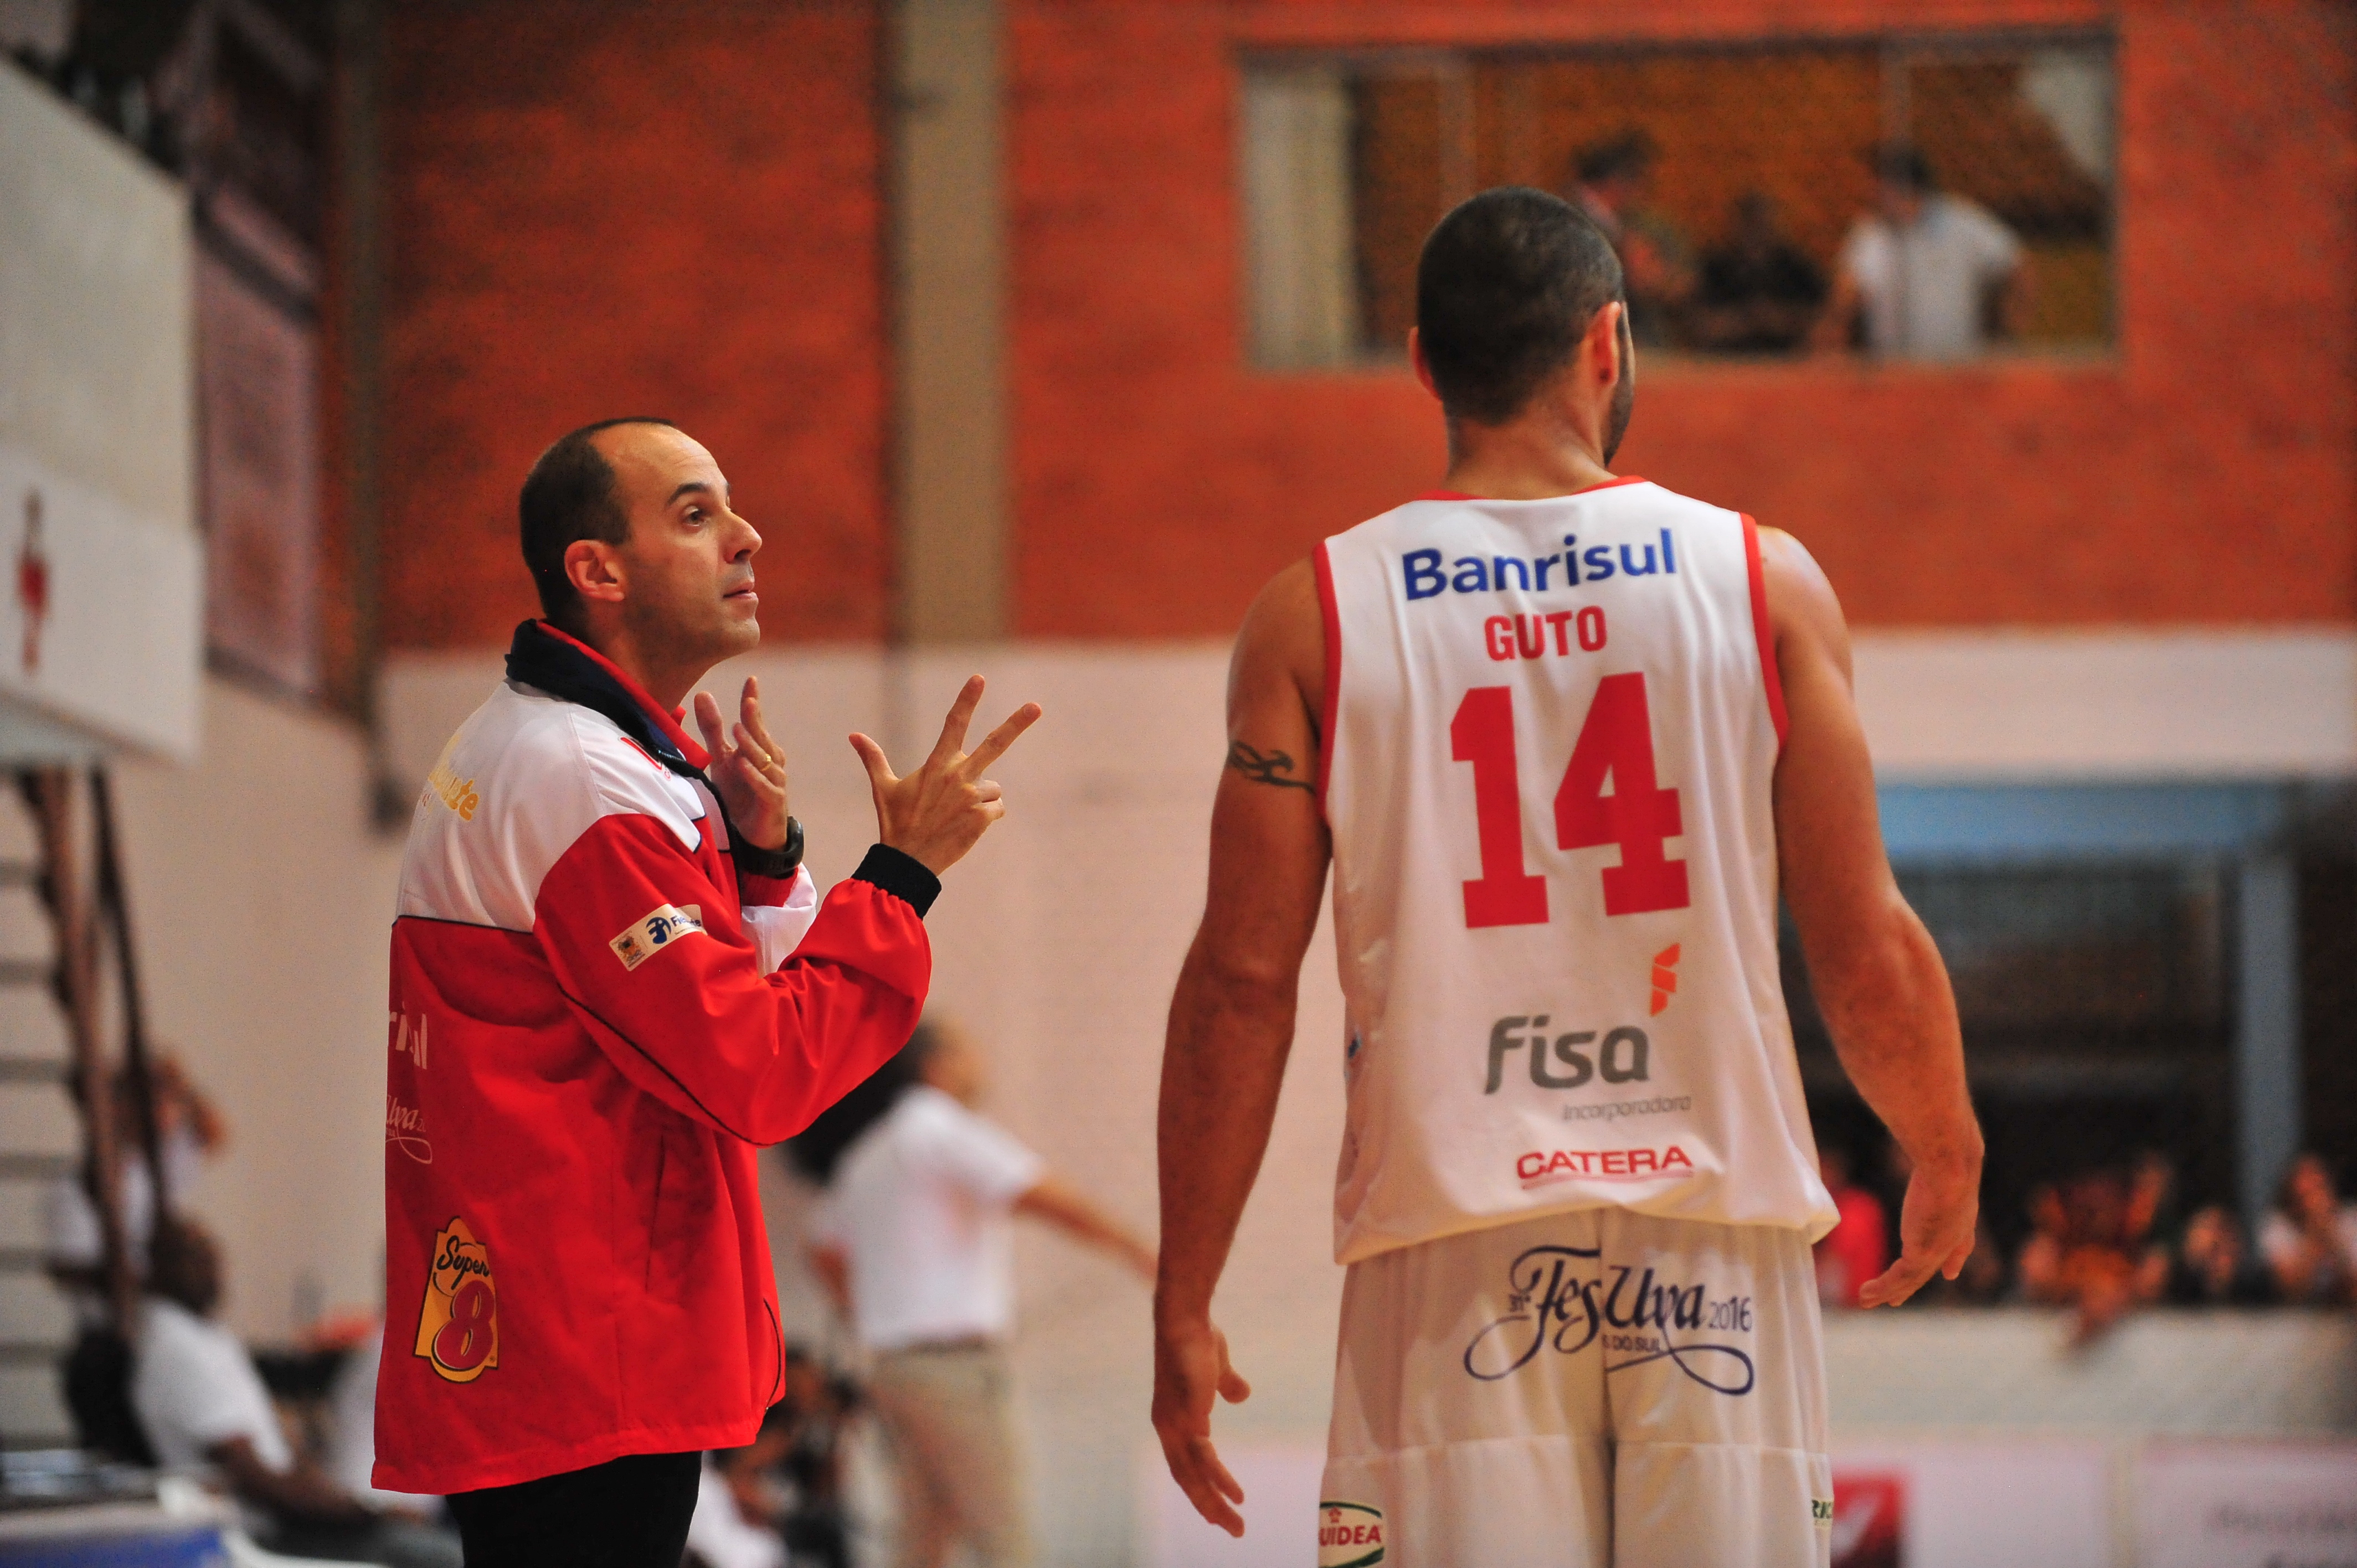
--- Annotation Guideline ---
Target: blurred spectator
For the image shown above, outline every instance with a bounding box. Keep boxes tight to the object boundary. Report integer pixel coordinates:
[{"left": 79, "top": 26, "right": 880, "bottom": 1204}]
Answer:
[
  {"left": 688, "top": 1376, "right": 858, "bottom": 1568},
  {"left": 45, "top": 1056, "right": 226, "bottom": 1461},
  {"left": 131, "top": 1219, "right": 460, "bottom": 1568},
  {"left": 2260, "top": 1153, "right": 2357, "bottom": 1306},
  {"left": 2016, "top": 1170, "right": 2166, "bottom": 1342},
  {"left": 325, "top": 1318, "right": 446, "bottom": 1517},
  {"left": 1812, "top": 1142, "right": 1890, "bottom": 1308},
  {"left": 687, "top": 1440, "right": 788, "bottom": 1568},
  {"left": 773, "top": 1349, "right": 858, "bottom": 1568},
  {"left": 1565, "top": 129, "right": 1693, "bottom": 347},
  {"left": 45, "top": 1057, "right": 224, "bottom": 1306},
  {"left": 1815, "top": 143, "right": 2031, "bottom": 359},
  {"left": 2165, "top": 1205, "right": 2276, "bottom": 1307},
  {"left": 1690, "top": 192, "right": 1826, "bottom": 354},
  {"left": 809, "top": 1019, "right": 1154, "bottom": 1568}
]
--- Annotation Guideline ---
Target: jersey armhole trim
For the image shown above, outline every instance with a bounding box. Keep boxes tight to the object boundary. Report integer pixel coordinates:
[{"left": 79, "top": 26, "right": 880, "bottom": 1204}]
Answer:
[
  {"left": 1313, "top": 540, "right": 1342, "bottom": 815},
  {"left": 1741, "top": 513, "right": 1790, "bottom": 749}
]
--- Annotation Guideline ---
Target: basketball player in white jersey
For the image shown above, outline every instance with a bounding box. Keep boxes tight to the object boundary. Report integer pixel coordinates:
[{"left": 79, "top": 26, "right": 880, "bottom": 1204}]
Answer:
[{"left": 1151, "top": 188, "right": 1983, "bottom": 1566}]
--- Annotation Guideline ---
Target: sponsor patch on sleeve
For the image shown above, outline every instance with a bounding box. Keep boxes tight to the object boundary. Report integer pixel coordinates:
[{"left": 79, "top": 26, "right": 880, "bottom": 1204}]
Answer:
[
  {"left": 1318, "top": 1500, "right": 1385, "bottom": 1567},
  {"left": 609, "top": 903, "right": 706, "bottom": 971}
]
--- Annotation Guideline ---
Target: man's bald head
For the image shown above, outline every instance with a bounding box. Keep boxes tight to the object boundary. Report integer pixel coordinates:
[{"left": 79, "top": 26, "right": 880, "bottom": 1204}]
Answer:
[{"left": 519, "top": 416, "right": 677, "bottom": 631}]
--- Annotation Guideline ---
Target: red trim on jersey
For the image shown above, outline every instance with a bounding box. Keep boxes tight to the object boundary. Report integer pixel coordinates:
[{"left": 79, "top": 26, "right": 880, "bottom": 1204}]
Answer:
[
  {"left": 1741, "top": 513, "right": 1789, "bottom": 749},
  {"left": 1414, "top": 476, "right": 1647, "bottom": 503},
  {"left": 532, "top": 620, "right": 712, "bottom": 770},
  {"left": 1313, "top": 541, "right": 1342, "bottom": 813}
]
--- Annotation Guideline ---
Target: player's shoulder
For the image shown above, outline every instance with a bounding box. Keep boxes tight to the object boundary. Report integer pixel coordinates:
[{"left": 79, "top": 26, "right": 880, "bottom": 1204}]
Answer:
[
  {"left": 1600, "top": 477, "right": 1742, "bottom": 526},
  {"left": 433, "top": 680, "right": 703, "bottom": 850}
]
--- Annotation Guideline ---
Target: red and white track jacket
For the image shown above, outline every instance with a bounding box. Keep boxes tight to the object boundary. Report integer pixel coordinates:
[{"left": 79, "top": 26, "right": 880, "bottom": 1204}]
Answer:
[{"left": 375, "top": 622, "right": 934, "bottom": 1495}]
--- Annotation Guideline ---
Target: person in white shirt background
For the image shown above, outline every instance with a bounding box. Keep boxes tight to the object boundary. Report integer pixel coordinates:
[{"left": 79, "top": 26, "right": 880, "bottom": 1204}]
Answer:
[
  {"left": 807, "top": 1019, "right": 1155, "bottom": 1568},
  {"left": 1816, "top": 141, "right": 2032, "bottom": 360},
  {"left": 43, "top": 1057, "right": 224, "bottom": 1460},
  {"left": 2261, "top": 1152, "right": 2357, "bottom": 1306},
  {"left": 132, "top": 1218, "right": 460, "bottom": 1568}
]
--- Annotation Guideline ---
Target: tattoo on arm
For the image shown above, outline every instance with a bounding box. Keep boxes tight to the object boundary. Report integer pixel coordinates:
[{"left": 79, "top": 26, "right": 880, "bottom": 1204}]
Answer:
[{"left": 1226, "top": 741, "right": 1314, "bottom": 793}]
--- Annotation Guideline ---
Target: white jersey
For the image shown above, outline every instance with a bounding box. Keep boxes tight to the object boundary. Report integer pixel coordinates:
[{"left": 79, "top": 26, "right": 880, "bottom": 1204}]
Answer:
[{"left": 1316, "top": 478, "right": 1835, "bottom": 1265}]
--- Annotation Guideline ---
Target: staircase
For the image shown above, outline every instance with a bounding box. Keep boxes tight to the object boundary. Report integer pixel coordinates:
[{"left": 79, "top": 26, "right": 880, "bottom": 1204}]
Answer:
[{"left": 0, "top": 770, "right": 161, "bottom": 1448}]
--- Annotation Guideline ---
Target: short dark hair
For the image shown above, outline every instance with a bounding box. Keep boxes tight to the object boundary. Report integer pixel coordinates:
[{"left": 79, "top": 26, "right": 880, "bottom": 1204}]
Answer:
[
  {"left": 1872, "top": 141, "right": 1937, "bottom": 192},
  {"left": 1416, "top": 187, "right": 1625, "bottom": 426},
  {"left": 1575, "top": 128, "right": 1656, "bottom": 187},
  {"left": 518, "top": 417, "right": 676, "bottom": 628},
  {"left": 781, "top": 1020, "right": 934, "bottom": 1185}
]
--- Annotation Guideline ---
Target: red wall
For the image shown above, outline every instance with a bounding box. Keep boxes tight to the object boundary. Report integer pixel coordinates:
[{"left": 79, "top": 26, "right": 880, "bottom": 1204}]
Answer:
[
  {"left": 1007, "top": 0, "right": 2357, "bottom": 636},
  {"left": 378, "top": 2, "right": 888, "bottom": 649}
]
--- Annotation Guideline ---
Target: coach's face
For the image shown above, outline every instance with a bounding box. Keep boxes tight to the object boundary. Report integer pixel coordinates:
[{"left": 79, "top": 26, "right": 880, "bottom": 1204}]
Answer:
[{"left": 597, "top": 423, "right": 764, "bottom": 664}]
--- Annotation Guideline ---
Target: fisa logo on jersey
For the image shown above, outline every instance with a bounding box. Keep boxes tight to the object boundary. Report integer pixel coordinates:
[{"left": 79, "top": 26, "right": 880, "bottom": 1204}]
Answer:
[{"left": 1403, "top": 529, "right": 1679, "bottom": 601}]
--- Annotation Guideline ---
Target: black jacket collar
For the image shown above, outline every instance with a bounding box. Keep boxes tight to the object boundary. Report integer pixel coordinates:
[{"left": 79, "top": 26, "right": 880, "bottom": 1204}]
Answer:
[{"left": 504, "top": 620, "right": 703, "bottom": 781}]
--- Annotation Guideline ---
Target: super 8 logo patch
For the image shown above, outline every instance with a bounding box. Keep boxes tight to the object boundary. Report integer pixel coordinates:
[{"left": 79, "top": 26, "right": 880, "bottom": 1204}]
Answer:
[
  {"left": 414, "top": 1216, "right": 499, "bottom": 1383},
  {"left": 1319, "top": 1500, "right": 1385, "bottom": 1566},
  {"left": 610, "top": 904, "right": 703, "bottom": 971}
]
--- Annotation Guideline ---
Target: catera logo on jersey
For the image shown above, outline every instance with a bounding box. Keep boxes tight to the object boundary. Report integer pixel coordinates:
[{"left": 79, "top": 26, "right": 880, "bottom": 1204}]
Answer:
[
  {"left": 1318, "top": 1501, "right": 1385, "bottom": 1566},
  {"left": 414, "top": 1217, "right": 499, "bottom": 1383},
  {"left": 610, "top": 904, "right": 704, "bottom": 971}
]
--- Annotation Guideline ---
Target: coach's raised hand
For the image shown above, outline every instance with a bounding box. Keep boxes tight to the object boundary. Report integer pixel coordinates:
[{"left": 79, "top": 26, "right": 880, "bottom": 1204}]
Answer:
[{"left": 851, "top": 676, "right": 1042, "bottom": 874}]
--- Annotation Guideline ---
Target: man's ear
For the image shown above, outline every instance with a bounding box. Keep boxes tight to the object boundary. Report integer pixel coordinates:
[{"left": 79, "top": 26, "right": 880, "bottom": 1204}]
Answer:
[
  {"left": 1408, "top": 326, "right": 1439, "bottom": 401},
  {"left": 564, "top": 539, "right": 625, "bottom": 608},
  {"left": 1588, "top": 301, "right": 1628, "bottom": 387}
]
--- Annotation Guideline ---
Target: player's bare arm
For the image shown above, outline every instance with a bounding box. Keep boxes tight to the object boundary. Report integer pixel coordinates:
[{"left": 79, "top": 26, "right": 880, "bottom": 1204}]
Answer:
[
  {"left": 1761, "top": 527, "right": 1983, "bottom": 1307},
  {"left": 1154, "top": 558, "right": 1330, "bottom": 1537}
]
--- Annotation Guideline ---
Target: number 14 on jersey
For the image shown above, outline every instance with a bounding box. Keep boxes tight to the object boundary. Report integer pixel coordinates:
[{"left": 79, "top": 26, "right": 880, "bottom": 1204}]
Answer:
[{"left": 1450, "top": 673, "right": 1690, "bottom": 927}]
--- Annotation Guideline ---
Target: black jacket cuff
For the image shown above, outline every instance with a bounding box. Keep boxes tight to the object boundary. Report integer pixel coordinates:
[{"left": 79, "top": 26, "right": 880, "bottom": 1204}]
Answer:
[{"left": 851, "top": 844, "right": 941, "bottom": 917}]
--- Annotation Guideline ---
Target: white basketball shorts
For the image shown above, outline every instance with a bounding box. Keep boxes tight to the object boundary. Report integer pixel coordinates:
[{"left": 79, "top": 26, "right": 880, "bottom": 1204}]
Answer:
[{"left": 1319, "top": 1206, "right": 1832, "bottom": 1568}]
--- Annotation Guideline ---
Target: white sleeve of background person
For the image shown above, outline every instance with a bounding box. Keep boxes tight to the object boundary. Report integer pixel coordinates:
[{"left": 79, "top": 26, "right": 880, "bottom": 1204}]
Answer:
[
  {"left": 904, "top": 1087, "right": 1046, "bottom": 1205},
  {"left": 1318, "top": 483, "right": 1838, "bottom": 1266},
  {"left": 1958, "top": 195, "right": 2024, "bottom": 277},
  {"left": 131, "top": 1301, "right": 295, "bottom": 1473},
  {"left": 1838, "top": 220, "right": 1888, "bottom": 305},
  {"left": 2257, "top": 1210, "right": 2296, "bottom": 1270}
]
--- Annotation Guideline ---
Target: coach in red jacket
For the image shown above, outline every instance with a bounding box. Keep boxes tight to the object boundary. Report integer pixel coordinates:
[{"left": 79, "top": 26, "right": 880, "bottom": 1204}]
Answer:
[{"left": 375, "top": 417, "right": 1037, "bottom": 1567}]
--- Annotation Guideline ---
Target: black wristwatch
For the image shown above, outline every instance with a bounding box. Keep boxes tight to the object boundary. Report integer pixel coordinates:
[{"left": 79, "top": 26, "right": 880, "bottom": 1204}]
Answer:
[{"left": 730, "top": 815, "right": 804, "bottom": 880}]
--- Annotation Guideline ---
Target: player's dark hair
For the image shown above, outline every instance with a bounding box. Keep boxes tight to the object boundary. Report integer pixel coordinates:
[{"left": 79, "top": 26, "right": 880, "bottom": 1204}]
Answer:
[
  {"left": 781, "top": 1021, "right": 935, "bottom": 1185},
  {"left": 518, "top": 417, "right": 676, "bottom": 630},
  {"left": 1416, "top": 187, "right": 1625, "bottom": 426},
  {"left": 1872, "top": 141, "right": 1937, "bottom": 192}
]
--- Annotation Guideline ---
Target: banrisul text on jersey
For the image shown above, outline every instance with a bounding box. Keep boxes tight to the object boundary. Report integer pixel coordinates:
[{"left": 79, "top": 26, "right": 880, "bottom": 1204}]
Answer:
[{"left": 1314, "top": 480, "right": 1836, "bottom": 1265}]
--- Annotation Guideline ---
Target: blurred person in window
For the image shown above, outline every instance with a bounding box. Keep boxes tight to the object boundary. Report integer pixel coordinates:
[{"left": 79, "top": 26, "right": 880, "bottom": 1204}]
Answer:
[
  {"left": 1565, "top": 129, "right": 1692, "bottom": 347},
  {"left": 1814, "top": 143, "right": 2031, "bottom": 360},
  {"left": 2260, "top": 1153, "right": 2357, "bottom": 1306},
  {"left": 132, "top": 1219, "right": 461, "bottom": 1568},
  {"left": 2165, "top": 1205, "right": 2275, "bottom": 1307},
  {"left": 2016, "top": 1168, "right": 2166, "bottom": 1343},
  {"left": 1812, "top": 1141, "right": 1890, "bottom": 1309},
  {"left": 45, "top": 1056, "right": 226, "bottom": 1461},
  {"left": 807, "top": 1019, "right": 1155, "bottom": 1568},
  {"left": 1689, "top": 191, "right": 1827, "bottom": 354}
]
